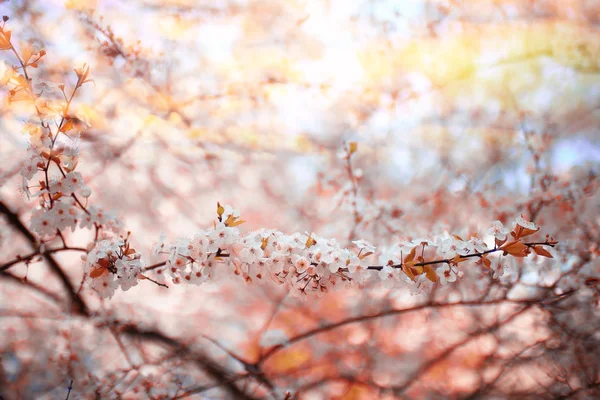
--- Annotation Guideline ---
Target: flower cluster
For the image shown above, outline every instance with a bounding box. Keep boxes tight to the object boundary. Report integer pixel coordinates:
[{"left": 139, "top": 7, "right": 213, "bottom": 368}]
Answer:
[
  {"left": 152, "top": 224, "right": 372, "bottom": 297},
  {"left": 82, "top": 237, "right": 144, "bottom": 298},
  {"left": 132, "top": 206, "right": 557, "bottom": 299},
  {"left": 6, "top": 47, "right": 123, "bottom": 241}
]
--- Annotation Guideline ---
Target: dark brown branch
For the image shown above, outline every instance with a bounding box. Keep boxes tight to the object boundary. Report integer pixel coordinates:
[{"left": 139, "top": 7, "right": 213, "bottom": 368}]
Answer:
[
  {"left": 0, "top": 200, "right": 89, "bottom": 316},
  {"left": 364, "top": 241, "right": 555, "bottom": 271},
  {"left": 0, "top": 270, "right": 63, "bottom": 304},
  {"left": 259, "top": 296, "right": 545, "bottom": 364},
  {"left": 119, "top": 324, "right": 262, "bottom": 400},
  {"left": 0, "top": 246, "right": 88, "bottom": 272}
]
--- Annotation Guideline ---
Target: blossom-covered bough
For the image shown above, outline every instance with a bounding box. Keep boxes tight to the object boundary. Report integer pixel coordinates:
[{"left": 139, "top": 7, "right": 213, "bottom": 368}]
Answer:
[
  {"left": 1, "top": 11, "right": 599, "bottom": 400},
  {"left": 0, "top": 17, "right": 559, "bottom": 301}
]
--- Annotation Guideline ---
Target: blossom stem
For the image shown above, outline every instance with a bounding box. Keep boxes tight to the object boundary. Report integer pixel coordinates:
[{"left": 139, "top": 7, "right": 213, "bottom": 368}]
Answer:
[{"left": 364, "top": 240, "right": 555, "bottom": 271}]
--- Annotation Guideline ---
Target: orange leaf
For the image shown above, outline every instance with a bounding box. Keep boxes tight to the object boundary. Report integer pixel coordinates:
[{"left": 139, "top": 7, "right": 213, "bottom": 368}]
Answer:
[
  {"left": 90, "top": 266, "right": 107, "bottom": 278},
  {"left": 224, "top": 215, "right": 245, "bottom": 227},
  {"left": 404, "top": 247, "right": 416, "bottom": 263},
  {"left": 424, "top": 265, "right": 438, "bottom": 282},
  {"left": 501, "top": 241, "right": 528, "bottom": 257},
  {"left": 305, "top": 234, "right": 317, "bottom": 248},
  {"left": 228, "top": 219, "right": 246, "bottom": 227},
  {"left": 482, "top": 256, "right": 492, "bottom": 269},
  {"left": 533, "top": 246, "right": 553, "bottom": 258},
  {"left": 512, "top": 225, "right": 539, "bottom": 240},
  {"left": 495, "top": 237, "right": 507, "bottom": 247},
  {"left": 59, "top": 119, "right": 74, "bottom": 133},
  {"left": 0, "top": 30, "right": 12, "bottom": 50},
  {"left": 519, "top": 226, "right": 539, "bottom": 238},
  {"left": 261, "top": 237, "right": 269, "bottom": 250},
  {"left": 97, "top": 258, "right": 111, "bottom": 269},
  {"left": 451, "top": 255, "right": 466, "bottom": 265},
  {"left": 402, "top": 264, "right": 415, "bottom": 281}
]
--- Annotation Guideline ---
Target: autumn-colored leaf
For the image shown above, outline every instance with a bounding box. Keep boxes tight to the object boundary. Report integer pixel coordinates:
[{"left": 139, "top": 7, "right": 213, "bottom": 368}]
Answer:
[
  {"left": 501, "top": 241, "right": 528, "bottom": 257},
  {"left": 8, "top": 87, "right": 35, "bottom": 102},
  {"left": 402, "top": 264, "right": 416, "bottom": 280},
  {"left": 224, "top": 214, "right": 245, "bottom": 227},
  {"left": 90, "top": 266, "right": 107, "bottom": 278},
  {"left": 40, "top": 151, "right": 61, "bottom": 164},
  {"left": 97, "top": 258, "right": 111, "bottom": 269},
  {"left": 59, "top": 119, "right": 74, "bottom": 133},
  {"left": 482, "top": 256, "right": 492, "bottom": 269},
  {"left": 404, "top": 247, "right": 416, "bottom": 263},
  {"left": 495, "top": 236, "right": 507, "bottom": 247},
  {"left": 533, "top": 246, "right": 553, "bottom": 258},
  {"left": 0, "top": 30, "right": 12, "bottom": 50},
  {"left": 348, "top": 141, "right": 357, "bottom": 154},
  {"left": 227, "top": 219, "right": 246, "bottom": 227},
  {"left": 305, "top": 234, "right": 317, "bottom": 248},
  {"left": 451, "top": 255, "right": 467, "bottom": 265},
  {"left": 512, "top": 225, "right": 539, "bottom": 240},
  {"left": 424, "top": 265, "right": 438, "bottom": 282},
  {"left": 74, "top": 63, "right": 90, "bottom": 84}
]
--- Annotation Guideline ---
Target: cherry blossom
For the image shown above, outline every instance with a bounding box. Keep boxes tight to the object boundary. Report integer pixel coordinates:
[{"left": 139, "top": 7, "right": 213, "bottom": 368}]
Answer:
[
  {"left": 436, "top": 264, "right": 457, "bottom": 285},
  {"left": 490, "top": 259, "right": 508, "bottom": 279},
  {"left": 20, "top": 148, "right": 44, "bottom": 181},
  {"left": 353, "top": 239, "right": 376, "bottom": 253},
  {"left": 516, "top": 215, "right": 538, "bottom": 230},
  {"left": 436, "top": 237, "right": 458, "bottom": 258},
  {"left": 83, "top": 238, "right": 144, "bottom": 298},
  {"left": 470, "top": 236, "right": 488, "bottom": 253},
  {"left": 488, "top": 220, "right": 510, "bottom": 240}
]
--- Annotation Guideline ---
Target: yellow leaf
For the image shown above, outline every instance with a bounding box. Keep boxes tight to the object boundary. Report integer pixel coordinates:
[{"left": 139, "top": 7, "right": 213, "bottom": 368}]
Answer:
[
  {"left": 261, "top": 237, "right": 269, "bottom": 250},
  {"left": 217, "top": 202, "right": 224, "bottom": 217},
  {"left": 228, "top": 219, "right": 246, "bottom": 227},
  {"left": 348, "top": 141, "right": 358, "bottom": 154},
  {"left": 305, "top": 234, "right": 317, "bottom": 248}
]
